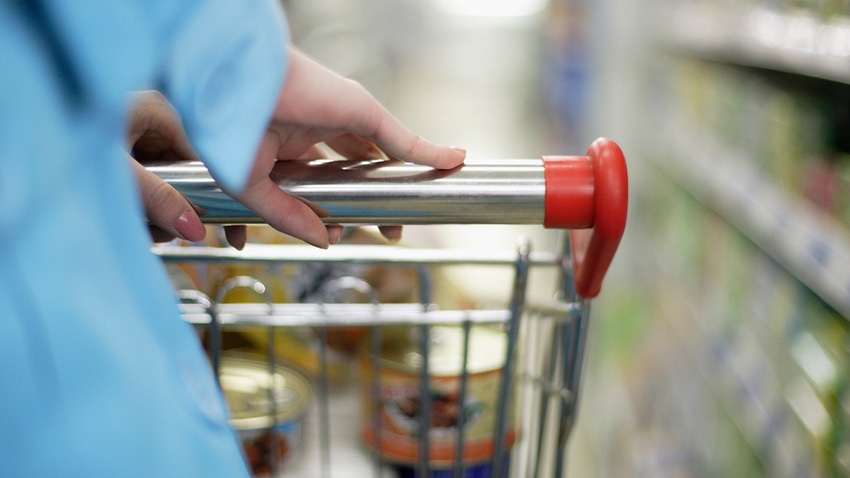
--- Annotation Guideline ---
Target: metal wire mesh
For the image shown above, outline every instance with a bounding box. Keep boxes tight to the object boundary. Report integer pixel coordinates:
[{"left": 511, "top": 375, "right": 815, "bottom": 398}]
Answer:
[{"left": 160, "top": 232, "right": 589, "bottom": 478}]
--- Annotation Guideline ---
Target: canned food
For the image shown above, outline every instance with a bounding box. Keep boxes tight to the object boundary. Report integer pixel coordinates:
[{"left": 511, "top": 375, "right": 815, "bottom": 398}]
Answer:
[
  {"left": 392, "top": 459, "right": 509, "bottom": 478},
  {"left": 219, "top": 356, "right": 312, "bottom": 477},
  {"left": 360, "top": 326, "right": 516, "bottom": 472}
]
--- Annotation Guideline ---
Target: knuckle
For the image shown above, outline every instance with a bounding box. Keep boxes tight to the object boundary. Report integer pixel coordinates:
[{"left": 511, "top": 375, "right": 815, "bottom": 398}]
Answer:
[
  {"left": 145, "top": 178, "right": 181, "bottom": 214},
  {"left": 404, "top": 134, "right": 423, "bottom": 161}
]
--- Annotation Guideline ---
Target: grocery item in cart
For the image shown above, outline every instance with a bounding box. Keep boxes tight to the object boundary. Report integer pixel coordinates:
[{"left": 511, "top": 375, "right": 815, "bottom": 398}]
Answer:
[
  {"left": 219, "top": 356, "right": 312, "bottom": 477},
  {"left": 360, "top": 326, "right": 515, "bottom": 475},
  {"left": 213, "top": 273, "right": 323, "bottom": 377}
]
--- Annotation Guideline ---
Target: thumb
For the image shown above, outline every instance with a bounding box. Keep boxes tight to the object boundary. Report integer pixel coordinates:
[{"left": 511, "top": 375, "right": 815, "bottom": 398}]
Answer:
[{"left": 129, "top": 157, "right": 206, "bottom": 243}]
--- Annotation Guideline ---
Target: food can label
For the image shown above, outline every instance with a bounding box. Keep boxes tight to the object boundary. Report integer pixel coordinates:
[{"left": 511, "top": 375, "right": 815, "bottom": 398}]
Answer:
[{"left": 362, "top": 366, "right": 515, "bottom": 465}]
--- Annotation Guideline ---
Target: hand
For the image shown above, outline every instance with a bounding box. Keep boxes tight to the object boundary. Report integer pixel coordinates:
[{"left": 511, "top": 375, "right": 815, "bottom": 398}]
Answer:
[
  {"left": 227, "top": 47, "right": 466, "bottom": 248},
  {"left": 127, "top": 91, "right": 249, "bottom": 248}
]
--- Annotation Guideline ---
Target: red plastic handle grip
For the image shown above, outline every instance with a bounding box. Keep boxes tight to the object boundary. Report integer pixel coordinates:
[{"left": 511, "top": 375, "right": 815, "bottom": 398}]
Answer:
[{"left": 543, "top": 138, "right": 628, "bottom": 298}]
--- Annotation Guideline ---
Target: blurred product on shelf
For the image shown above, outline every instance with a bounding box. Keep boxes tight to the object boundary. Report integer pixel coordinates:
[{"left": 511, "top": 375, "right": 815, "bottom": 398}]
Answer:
[
  {"left": 600, "top": 158, "right": 850, "bottom": 474},
  {"left": 542, "top": 1, "right": 591, "bottom": 150},
  {"left": 584, "top": 1, "right": 850, "bottom": 465},
  {"left": 219, "top": 355, "right": 312, "bottom": 477},
  {"left": 359, "top": 325, "right": 514, "bottom": 476},
  {"left": 670, "top": 57, "right": 838, "bottom": 210}
]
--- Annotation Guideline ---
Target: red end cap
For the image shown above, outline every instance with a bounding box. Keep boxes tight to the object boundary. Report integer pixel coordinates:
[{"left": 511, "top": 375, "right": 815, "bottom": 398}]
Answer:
[
  {"left": 543, "top": 138, "right": 628, "bottom": 298},
  {"left": 568, "top": 138, "right": 628, "bottom": 298},
  {"left": 543, "top": 155, "right": 595, "bottom": 229}
]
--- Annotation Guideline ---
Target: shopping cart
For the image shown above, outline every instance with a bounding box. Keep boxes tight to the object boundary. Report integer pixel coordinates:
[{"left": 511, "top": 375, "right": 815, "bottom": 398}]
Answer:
[{"left": 151, "top": 137, "right": 628, "bottom": 477}]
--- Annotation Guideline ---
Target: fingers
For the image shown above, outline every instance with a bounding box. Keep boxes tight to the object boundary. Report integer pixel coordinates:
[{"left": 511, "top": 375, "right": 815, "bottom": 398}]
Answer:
[
  {"left": 336, "top": 78, "right": 466, "bottom": 168},
  {"left": 275, "top": 48, "right": 465, "bottom": 170},
  {"left": 237, "top": 180, "right": 329, "bottom": 248},
  {"left": 297, "top": 144, "right": 327, "bottom": 161},
  {"left": 127, "top": 92, "right": 206, "bottom": 244},
  {"left": 378, "top": 225, "right": 403, "bottom": 243},
  {"left": 235, "top": 131, "right": 329, "bottom": 248},
  {"left": 128, "top": 91, "right": 170, "bottom": 146},
  {"left": 149, "top": 225, "right": 178, "bottom": 243},
  {"left": 326, "top": 125, "right": 464, "bottom": 169},
  {"left": 365, "top": 113, "right": 466, "bottom": 170},
  {"left": 327, "top": 225, "right": 343, "bottom": 245},
  {"left": 223, "top": 225, "right": 247, "bottom": 250},
  {"left": 129, "top": 157, "right": 206, "bottom": 243},
  {"left": 128, "top": 91, "right": 199, "bottom": 164},
  {"left": 324, "top": 133, "right": 383, "bottom": 161}
]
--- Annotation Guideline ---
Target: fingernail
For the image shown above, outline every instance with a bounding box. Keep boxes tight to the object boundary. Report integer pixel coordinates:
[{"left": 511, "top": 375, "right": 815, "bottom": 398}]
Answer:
[
  {"left": 309, "top": 232, "right": 330, "bottom": 249},
  {"left": 451, "top": 147, "right": 467, "bottom": 155},
  {"left": 174, "top": 209, "right": 206, "bottom": 242}
]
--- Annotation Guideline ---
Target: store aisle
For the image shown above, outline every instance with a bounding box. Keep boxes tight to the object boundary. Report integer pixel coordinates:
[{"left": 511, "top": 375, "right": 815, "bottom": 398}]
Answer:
[{"left": 274, "top": 0, "right": 850, "bottom": 476}]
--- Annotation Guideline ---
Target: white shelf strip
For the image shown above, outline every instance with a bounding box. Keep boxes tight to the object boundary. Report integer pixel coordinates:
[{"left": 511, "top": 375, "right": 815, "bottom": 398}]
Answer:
[{"left": 661, "top": 3, "right": 850, "bottom": 83}]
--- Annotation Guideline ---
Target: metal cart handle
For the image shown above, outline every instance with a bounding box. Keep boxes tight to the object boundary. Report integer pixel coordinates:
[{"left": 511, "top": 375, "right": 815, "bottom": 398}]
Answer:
[{"left": 148, "top": 138, "right": 627, "bottom": 298}]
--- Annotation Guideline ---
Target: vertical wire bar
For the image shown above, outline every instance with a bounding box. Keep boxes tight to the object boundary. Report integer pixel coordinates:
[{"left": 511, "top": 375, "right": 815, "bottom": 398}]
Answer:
[
  {"left": 370, "top": 325, "right": 384, "bottom": 478},
  {"left": 531, "top": 314, "right": 560, "bottom": 478},
  {"left": 209, "top": 305, "right": 221, "bottom": 384},
  {"left": 554, "top": 301, "right": 590, "bottom": 477},
  {"left": 318, "top": 276, "right": 379, "bottom": 478},
  {"left": 417, "top": 322, "right": 432, "bottom": 478},
  {"left": 491, "top": 239, "right": 531, "bottom": 478},
  {"left": 552, "top": 229, "right": 581, "bottom": 478},
  {"left": 416, "top": 265, "right": 433, "bottom": 478},
  {"left": 317, "top": 325, "right": 332, "bottom": 478},
  {"left": 549, "top": 258, "right": 587, "bottom": 477},
  {"left": 514, "top": 307, "right": 539, "bottom": 478},
  {"left": 177, "top": 290, "right": 219, "bottom": 385},
  {"left": 514, "top": 309, "right": 530, "bottom": 478},
  {"left": 452, "top": 317, "right": 472, "bottom": 478},
  {"left": 266, "top": 325, "right": 279, "bottom": 477},
  {"left": 554, "top": 230, "right": 576, "bottom": 305},
  {"left": 552, "top": 315, "right": 573, "bottom": 477},
  {"left": 212, "top": 278, "right": 277, "bottom": 475},
  {"left": 530, "top": 230, "right": 575, "bottom": 477}
]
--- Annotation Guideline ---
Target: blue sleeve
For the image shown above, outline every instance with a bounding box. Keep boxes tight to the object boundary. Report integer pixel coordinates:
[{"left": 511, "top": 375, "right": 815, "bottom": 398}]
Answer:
[
  {"left": 1, "top": 2, "right": 289, "bottom": 475},
  {"left": 22, "top": 0, "right": 289, "bottom": 194},
  {"left": 161, "top": 0, "right": 289, "bottom": 193}
]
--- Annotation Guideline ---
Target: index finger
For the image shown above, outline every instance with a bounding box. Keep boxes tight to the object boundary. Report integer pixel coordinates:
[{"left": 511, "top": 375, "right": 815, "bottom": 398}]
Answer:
[
  {"left": 277, "top": 49, "right": 466, "bottom": 169},
  {"left": 353, "top": 99, "right": 466, "bottom": 169}
]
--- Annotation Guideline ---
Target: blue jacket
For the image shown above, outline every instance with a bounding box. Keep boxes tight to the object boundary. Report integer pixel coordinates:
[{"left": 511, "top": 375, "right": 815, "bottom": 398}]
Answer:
[{"left": 0, "top": 0, "right": 287, "bottom": 475}]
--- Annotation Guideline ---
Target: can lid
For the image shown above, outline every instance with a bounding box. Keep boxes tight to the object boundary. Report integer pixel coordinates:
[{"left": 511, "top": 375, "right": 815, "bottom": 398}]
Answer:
[
  {"left": 376, "top": 326, "right": 506, "bottom": 376},
  {"left": 220, "top": 356, "right": 312, "bottom": 429}
]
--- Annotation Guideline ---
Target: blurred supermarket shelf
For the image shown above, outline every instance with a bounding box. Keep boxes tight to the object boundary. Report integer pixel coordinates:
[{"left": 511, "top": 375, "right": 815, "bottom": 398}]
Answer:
[
  {"left": 644, "top": 111, "right": 850, "bottom": 320},
  {"left": 657, "top": 2, "right": 850, "bottom": 84},
  {"left": 649, "top": 259, "right": 815, "bottom": 475}
]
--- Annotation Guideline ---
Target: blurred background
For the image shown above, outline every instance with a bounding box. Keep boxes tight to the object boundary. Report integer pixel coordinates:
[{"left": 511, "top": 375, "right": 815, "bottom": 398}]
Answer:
[{"left": 247, "top": 0, "right": 850, "bottom": 475}]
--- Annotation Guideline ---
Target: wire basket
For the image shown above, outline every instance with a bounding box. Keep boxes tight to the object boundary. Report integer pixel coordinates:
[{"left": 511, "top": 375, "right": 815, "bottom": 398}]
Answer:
[{"left": 152, "top": 138, "right": 627, "bottom": 477}]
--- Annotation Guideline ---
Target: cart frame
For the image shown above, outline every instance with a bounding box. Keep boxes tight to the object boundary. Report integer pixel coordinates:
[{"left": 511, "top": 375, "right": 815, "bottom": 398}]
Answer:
[{"left": 152, "top": 137, "right": 627, "bottom": 477}]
